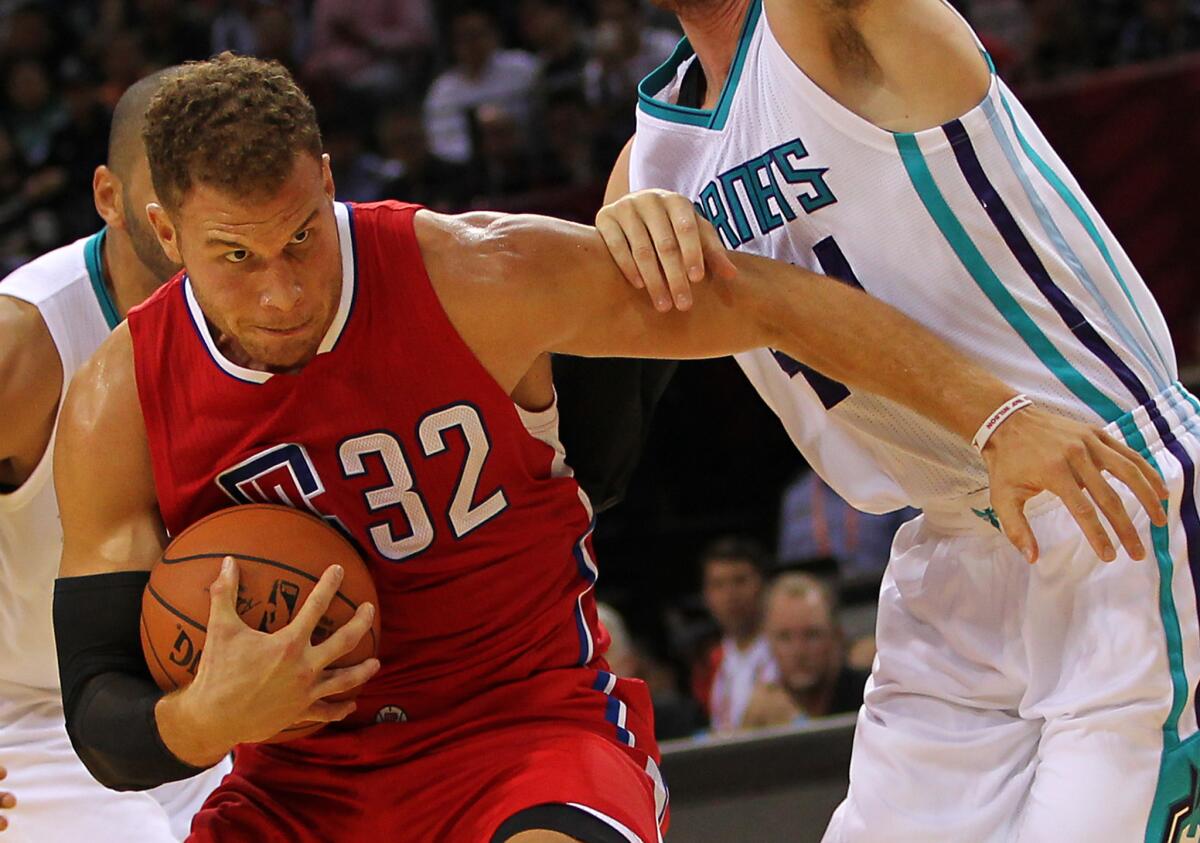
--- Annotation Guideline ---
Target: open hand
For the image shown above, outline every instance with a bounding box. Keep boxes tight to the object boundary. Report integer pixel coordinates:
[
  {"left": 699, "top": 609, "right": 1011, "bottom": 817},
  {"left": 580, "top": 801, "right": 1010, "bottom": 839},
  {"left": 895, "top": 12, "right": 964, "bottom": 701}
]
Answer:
[
  {"left": 596, "top": 188, "right": 738, "bottom": 312},
  {"left": 177, "top": 557, "right": 380, "bottom": 753},
  {"left": 983, "top": 408, "right": 1169, "bottom": 564}
]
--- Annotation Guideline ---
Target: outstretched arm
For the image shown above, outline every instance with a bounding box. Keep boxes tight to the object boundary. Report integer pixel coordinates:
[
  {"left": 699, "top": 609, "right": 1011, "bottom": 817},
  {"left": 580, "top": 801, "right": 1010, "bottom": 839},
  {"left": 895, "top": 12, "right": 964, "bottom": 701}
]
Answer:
[{"left": 422, "top": 207, "right": 1168, "bottom": 565}]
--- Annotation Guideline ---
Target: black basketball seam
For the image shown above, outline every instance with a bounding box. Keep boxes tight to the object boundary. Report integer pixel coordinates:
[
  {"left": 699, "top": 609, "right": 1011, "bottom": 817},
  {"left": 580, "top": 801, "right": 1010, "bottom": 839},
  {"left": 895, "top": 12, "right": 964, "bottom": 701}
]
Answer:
[
  {"left": 140, "top": 611, "right": 181, "bottom": 691},
  {"left": 155, "top": 553, "right": 379, "bottom": 652},
  {"left": 147, "top": 582, "right": 209, "bottom": 634}
]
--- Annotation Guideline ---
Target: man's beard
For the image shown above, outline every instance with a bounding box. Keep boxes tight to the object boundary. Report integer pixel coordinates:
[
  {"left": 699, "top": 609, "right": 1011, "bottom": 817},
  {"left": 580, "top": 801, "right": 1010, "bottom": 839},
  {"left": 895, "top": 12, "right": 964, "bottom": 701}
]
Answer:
[{"left": 123, "top": 190, "right": 180, "bottom": 283}]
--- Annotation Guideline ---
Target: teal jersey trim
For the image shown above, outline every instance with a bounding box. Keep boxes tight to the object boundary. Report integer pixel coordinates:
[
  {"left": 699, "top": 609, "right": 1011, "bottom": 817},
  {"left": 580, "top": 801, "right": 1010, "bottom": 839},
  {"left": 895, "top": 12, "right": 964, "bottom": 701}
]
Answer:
[
  {"left": 997, "top": 91, "right": 1173, "bottom": 378},
  {"left": 1117, "top": 410, "right": 1186, "bottom": 747},
  {"left": 980, "top": 97, "right": 1168, "bottom": 394},
  {"left": 83, "top": 228, "right": 120, "bottom": 330},
  {"left": 636, "top": 0, "right": 762, "bottom": 131},
  {"left": 894, "top": 132, "right": 1125, "bottom": 424}
]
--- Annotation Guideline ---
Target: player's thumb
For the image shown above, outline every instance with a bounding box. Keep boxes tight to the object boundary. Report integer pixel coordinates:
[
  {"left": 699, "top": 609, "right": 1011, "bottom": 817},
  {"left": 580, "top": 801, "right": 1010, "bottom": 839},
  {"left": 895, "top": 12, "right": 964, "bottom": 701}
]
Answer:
[{"left": 994, "top": 495, "right": 1039, "bottom": 564}]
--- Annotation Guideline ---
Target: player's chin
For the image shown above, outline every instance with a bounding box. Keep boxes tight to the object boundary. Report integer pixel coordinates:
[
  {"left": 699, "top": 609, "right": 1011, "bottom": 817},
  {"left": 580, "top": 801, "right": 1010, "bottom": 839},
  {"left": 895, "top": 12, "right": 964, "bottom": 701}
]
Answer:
[{"left": 251, "top": 334, "right": 321, "bottom": 370}]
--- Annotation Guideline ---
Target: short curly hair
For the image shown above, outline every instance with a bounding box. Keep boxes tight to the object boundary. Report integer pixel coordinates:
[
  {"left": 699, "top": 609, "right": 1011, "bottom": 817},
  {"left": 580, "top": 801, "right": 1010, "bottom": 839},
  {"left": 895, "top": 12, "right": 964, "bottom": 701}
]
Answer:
[{"left": 143, "top": 52, "right": 323, "bottom": 212}]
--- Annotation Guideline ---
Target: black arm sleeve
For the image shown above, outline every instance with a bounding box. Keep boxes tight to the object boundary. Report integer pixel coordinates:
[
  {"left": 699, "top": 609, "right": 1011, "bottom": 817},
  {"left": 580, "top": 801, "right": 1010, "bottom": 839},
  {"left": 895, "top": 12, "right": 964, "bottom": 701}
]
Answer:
[
  {"left": 552, "top": 356, "right": 678, "bottom": 512},
  {"left": 54, "top": 571, "right": 209, "bottom": 791}
]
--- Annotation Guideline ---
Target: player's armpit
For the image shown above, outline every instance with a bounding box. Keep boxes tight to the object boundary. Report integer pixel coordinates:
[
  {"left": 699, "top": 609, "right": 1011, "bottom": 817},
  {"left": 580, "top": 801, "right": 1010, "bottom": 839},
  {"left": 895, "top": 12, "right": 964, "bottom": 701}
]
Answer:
[{"left": 54, "top": 323, "right": 165, "bottom": 578}]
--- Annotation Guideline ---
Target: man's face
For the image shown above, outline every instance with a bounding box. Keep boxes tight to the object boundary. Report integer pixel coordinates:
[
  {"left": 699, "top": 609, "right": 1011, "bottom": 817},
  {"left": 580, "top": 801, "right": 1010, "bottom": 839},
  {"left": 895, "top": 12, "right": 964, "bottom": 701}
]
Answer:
[
  {"left": 702, "top": 558, "right": 764, "bottom": 639},
  {"left": 154, "top": 153, "right": 341, "bottom": 372},
  {"left": 122, "top": 152, "right": 180, "bottom": 283},
  {"left": 452, "top": 13, "right": 498, "bottom": 71},
  {"left": 765, "top": 591, "right": 839, "bottom": 695}
]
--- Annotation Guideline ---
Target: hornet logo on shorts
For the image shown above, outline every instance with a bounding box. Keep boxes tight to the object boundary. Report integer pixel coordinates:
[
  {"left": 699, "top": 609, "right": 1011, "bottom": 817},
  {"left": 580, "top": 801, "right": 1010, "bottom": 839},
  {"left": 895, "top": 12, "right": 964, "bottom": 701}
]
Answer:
[{"left": 1162, "top": 767, "right": 1200, "bottom": 842}]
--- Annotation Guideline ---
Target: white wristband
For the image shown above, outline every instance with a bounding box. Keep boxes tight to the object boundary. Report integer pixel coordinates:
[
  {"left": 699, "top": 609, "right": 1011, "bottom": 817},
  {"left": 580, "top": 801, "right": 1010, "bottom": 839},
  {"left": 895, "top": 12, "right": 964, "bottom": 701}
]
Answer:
[{"left": 972, "top": 395, "right": 1033, "bottom": 452}]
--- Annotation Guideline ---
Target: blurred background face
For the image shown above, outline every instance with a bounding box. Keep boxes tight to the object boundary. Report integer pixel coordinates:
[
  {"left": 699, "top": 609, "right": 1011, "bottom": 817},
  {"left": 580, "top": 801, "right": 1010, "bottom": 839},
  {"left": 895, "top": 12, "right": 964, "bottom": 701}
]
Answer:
[
  {"left": 7, "top": 61, "right": 50, "bottom": 113},
  {"left": 765, "top": 590, "right": 839, "bottom": 695},
  {"left": 702, "top": 558, "right": 764, "bottom": 640},
  {"left": 452, "top": 13, "right": 499, "bottom": 73}
]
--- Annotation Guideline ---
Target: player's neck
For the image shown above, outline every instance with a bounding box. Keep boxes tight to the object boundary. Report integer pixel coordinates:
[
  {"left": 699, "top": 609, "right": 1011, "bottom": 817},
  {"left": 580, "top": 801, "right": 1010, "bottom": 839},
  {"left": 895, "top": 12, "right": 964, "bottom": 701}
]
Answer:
[
  {"left": 102, "top": 230, "right": 166, "bottom": 320},
  {"left": 675, "top": 0, "right": 752, "bottom": 110}
]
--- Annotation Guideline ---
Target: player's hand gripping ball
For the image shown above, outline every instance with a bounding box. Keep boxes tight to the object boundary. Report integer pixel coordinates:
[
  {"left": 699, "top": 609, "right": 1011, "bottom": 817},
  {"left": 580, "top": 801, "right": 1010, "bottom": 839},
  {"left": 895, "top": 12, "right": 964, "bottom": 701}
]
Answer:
[{"left": 140, "top": 504, "right": 381, "bottom": 741}]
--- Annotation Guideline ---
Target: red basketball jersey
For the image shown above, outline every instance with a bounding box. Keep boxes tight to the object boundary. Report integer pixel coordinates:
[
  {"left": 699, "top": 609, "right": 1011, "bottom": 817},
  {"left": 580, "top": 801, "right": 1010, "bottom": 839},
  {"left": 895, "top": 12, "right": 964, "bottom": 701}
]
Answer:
[{"left": 127, "top": 201, "right": 610, "bottom": 728}]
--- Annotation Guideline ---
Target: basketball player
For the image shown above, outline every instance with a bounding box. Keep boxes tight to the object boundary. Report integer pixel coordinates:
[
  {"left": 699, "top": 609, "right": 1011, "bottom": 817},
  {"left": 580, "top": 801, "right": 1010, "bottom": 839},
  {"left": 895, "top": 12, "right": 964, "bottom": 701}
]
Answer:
[
  {"left": 51, "top": 55, "right": 1165, "bottom": 843},
  {"left": 594, "top": 0, "right": 1200, "bottom": 839},
  {"left": 0, "top": 71, "right": 229, "bottom": 841}
]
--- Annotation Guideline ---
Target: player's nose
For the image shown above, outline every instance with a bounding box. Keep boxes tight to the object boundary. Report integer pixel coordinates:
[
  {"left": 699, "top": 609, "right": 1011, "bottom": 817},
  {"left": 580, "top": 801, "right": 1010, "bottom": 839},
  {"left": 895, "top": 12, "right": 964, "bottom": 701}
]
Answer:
[{"left": 257, "top": 266, "right": 303, "bottom": 312}]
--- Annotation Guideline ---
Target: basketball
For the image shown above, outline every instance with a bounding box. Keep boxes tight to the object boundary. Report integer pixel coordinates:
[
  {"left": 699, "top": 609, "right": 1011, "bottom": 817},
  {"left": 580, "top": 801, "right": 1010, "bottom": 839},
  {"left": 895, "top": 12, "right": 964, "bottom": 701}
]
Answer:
[{"left": 139, "top": 504, "right": 382, "bottom": 742}]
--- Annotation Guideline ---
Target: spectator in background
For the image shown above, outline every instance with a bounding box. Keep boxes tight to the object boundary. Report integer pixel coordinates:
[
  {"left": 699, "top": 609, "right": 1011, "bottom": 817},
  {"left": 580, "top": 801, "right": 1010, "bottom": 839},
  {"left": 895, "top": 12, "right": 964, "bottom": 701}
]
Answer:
[
  {"left": 584, "top": 0, "right": 679, "bottom": 162},
  {"left": 540, "top": 90, "right": 601, "bottom": 188},
  {"left": 777, "top": 471, "right": 916, "bottom": 590},
  {"left": 598, "top": 602, "right": 705, "bottom": 741},
  {"left": 305, "top": 0, "right": 434, "bottom": 102},
  {"left": 5, "top": 60, "right": 66, "bottom": 168},
  {"left": 468, "top": 102, "right": 537, "bottom": 205},
  {"left": 212, "top": 1, "right": 306, "bottom": 74},
  {"left": 519, "top": 0, "right": 588, "bottom": 102},
  {"left": 370, "top": 107, "right": 470, "bottom": 210},
  {"left": 741, "top": 573, "right": 867, "bottom": 730},
  {"left": 693, "top": 537, "right": 778, "bottom": 734},
  {"left": 129, "top": 0, "right": 212, "bottom": 66},
  {"left": 423, "top": 8, "right": 538, "bottom": 165},
  {"left": 1117, "top": 0, "right": 1200, "bottom": 62}
]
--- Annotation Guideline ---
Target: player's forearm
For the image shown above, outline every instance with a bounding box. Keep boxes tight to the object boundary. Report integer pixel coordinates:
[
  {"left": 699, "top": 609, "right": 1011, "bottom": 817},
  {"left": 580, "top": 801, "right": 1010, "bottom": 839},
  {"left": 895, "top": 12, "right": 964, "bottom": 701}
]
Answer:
[
  {"left": 54, "top": 572, "right": 213, "bottom": 790},
  {"left": 740, "top": 252, "right": 1017, "bottom": 441}
]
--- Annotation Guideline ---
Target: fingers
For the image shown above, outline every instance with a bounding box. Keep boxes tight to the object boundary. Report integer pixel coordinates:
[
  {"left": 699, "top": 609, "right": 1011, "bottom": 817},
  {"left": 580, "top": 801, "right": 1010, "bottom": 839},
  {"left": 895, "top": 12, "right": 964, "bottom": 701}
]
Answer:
[
  {"left": 1053, "top": 476, "right": 1117, "bottom": 562},
  {"left": 1069, "top": 452, "right": 1145, "bottom": 561},
  {"left": 311, "top": 601, "right": 376, "bottom": 667},
  {"left": 696, "top": 213, "right": 738, "bottom": 282},
  {"left": 627, "top": 195, "right": 692, "bottom": 311},
  {"left": 612, "top": 208, "right": 673, "bottom": 312},
  {"left": 206, "top": 556, "right": 242, "bottom": 629},
  {"left": 290, "top": 564, "right": 344, "bottom": 640},
  {"left": 660, "top": 193, "right": 707, "bottom": 286},
  {"left": 0, "top": 791, "right": 12, "bottom": 809},
  {"left": 314, "top": 658, "right": 381, "bottom": 701},
  {"left": 992, "top": 491, "right": 1039, "bottom": 564},
  {"left": 595, "top": 210, "right": 644, "bottom": 290},
  {"left": 1094, "top": 430, "right": 1169, "bottom": 523},
  {"left": 301, "top": 698, "right": 358, "bottom": 724}
]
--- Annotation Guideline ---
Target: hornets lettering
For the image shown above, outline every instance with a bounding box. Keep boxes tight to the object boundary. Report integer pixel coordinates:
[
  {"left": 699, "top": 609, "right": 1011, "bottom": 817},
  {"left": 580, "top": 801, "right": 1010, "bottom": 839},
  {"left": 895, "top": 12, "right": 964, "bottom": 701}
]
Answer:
[{"left": 693, "top": 137, "right": 837, "bottom": 249}]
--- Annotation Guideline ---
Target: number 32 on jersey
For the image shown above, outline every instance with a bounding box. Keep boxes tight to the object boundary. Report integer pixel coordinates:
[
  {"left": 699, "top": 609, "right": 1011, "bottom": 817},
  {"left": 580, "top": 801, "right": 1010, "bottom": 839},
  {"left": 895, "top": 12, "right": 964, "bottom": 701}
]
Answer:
[{"left": 216, "top": 402, "right": 508, "bottom": 562}]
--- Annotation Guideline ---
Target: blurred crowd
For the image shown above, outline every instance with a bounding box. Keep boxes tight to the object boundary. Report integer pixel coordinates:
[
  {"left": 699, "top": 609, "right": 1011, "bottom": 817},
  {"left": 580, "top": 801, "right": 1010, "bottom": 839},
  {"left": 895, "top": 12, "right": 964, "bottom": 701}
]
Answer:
[
  {"left": 602, "top": 471, "right": 911, "bottom": 742},
  {"left": 2, "top": 0, "right": 1199, "bottom": 274},
  {"left": 2, "top": 0, "right": 1198, "bottom": 743}
]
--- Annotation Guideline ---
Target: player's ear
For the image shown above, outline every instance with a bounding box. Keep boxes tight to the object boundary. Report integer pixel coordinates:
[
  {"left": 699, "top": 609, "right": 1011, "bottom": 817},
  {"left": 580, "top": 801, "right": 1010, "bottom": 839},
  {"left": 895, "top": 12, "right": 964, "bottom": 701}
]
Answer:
[
  {"left": 93, "top": 165, "right": 123, "bottom": 229},
  {"left": 146, "top": 203, "right": 182, "bottom": 265},
  {"left": 321, "top": 153, "right": 335, "bottom": 202}
]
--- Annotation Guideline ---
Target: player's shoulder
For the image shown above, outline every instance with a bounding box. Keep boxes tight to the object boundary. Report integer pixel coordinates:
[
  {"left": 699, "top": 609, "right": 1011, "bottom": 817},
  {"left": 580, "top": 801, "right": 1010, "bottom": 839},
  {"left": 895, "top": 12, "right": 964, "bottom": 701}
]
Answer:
[
  {"left": 59, "top": 322, "right": 138, "bottom": 441},
  {"left": 0, "top": 235, "right": 90, "bottom": 304}
]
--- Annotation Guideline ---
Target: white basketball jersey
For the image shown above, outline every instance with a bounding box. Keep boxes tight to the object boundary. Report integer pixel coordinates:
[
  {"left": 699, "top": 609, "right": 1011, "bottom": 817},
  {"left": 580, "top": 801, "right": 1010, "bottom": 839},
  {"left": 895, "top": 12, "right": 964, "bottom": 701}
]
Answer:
[
  {"left": 629, "top": 1, "right": 1176, "bottom": 513},
  {"left": 0, "top": 232, "right": 117, "bottom": 690}
]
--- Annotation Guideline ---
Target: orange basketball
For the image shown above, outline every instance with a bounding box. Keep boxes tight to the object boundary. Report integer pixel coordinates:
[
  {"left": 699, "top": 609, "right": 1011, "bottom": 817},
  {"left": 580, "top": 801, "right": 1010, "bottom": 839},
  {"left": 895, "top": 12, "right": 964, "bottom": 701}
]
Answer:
[{"left": 140, "top": 504, "right": 381, "bottom": 742}]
